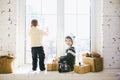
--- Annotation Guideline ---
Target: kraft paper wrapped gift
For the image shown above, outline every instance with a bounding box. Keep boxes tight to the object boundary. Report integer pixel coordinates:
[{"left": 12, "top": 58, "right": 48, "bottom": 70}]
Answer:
[
  {"left": 74, "top": 64, "right": 90, "bottom": 74},
  {"left": 82, "top": 57, "right": 103, "bottom": 72},
  {"left": 47, "top": 63, "right": 58, "bottom": 71},
  {"left": 0, "top": 56, "right": 15, "bottom": 74}
]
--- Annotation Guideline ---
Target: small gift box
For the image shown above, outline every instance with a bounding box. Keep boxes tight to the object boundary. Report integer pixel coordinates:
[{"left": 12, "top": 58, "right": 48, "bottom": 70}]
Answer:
[
  {"left": 47, "top": 60, "right": 58, "bottom": 71},
  {"left": 74, "top": 64, "right": 90, "bottom": 74},
  {"left": 82, "top": 57, "right": 103, "bottom": 72},
  {"left": 0, "top": 55, "right": 15, "bottom": 74}
]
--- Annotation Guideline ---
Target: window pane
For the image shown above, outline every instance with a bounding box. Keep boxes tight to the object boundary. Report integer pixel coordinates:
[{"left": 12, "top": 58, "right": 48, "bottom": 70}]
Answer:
[
  {"left": 26, "top": 0, "right": 41, "bottom": 14},
  {"left": 42, "top": 0, "right": 57, "bottom": 14},
  {"left": 78, "top": 0, "right": 90, "bottom": 14},
  {"left": 64, "top": 15, "right": 77, "bottom": 36},
  {"left": 75, "top": 39, "right": 90, "bottom": 62},
  {"left": 78, "top": 15, "right": 90, "bottom": 39},
  {"left": 64, "top": 0, "right": 91, "bottom": 63},
  {"left": 26, "top": 0, "right": 57, "bottom": 64},
  {"left": 42, "top": 15, "right": 57, "bottom": 63},
  {"left": 64, "top": 0, "right": 77, "bottom": 14}
]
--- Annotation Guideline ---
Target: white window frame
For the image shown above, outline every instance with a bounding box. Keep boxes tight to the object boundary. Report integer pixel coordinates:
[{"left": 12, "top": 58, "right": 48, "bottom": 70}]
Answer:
[
  {"left": 90, "top": 0, "right": 103, "bottom": 56},
  {"left": 16, "top": 0, "right": 26, "bottom": 65},
  {"left": 57, "top": 0, "right": 64, "bottom": 56},
  {"left": 16, "top": 0, "right": 97, "bottom": 65}
]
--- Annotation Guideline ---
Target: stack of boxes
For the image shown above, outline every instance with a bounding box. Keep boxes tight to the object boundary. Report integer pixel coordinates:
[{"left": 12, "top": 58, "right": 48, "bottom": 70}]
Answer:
[
  {"left": 82, "top": 52, "right": 103, "bottom": 72},
  {"left": 74, "top": 52, "right": 103, "bottom": 74},
  {"left": 82, "top": 57, "right": 103, "bottom": 72}
]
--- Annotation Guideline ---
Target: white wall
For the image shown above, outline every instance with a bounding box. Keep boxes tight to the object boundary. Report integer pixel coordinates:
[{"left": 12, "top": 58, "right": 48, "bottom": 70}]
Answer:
[
  {"left": 102, "top": 0, "right": 120, "bottom": 68},
  {"left": 0, "top": 0, "right": 25, "bottom": 66},
  {"left": 0, "top": 0, "right": 16, "bottom": 55},
  {"left": 93, "top": 0, "right": 120, "bottom": 69}
]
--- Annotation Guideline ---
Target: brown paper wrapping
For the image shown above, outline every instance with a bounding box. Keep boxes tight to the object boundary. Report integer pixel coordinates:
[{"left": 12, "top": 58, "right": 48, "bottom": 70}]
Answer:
[
  {"left": 82, "top": 57, "right": 103, "bottom": 72},
  {"left": 0, "top": 57, "right": 15, "bottom": 74},
  {"left": 74, "top": 64, "right": 90, "bottom": 74},
  {"left": 47, "top": 63, "right": 58, "bottom": 71}
]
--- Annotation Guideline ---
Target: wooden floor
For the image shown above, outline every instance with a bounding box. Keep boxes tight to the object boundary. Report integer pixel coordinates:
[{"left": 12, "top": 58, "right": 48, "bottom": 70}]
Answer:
[{"left": 0, "top": 64, "right": 120, "bottom": 80}]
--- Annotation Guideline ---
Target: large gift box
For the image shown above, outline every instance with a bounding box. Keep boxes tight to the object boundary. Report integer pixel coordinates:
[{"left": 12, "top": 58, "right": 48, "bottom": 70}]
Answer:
[
  {"left": 82, "top": 57, "right": 103, "bottom": 72},
  {"left": 47, "top": 63, "right": 58, "bottom": 71},
  {"left": 74, "top": 64, "right": 90, "bottom": 74},
  {"left": 0, "top": 56, "right": 15, "bottom": 74}
]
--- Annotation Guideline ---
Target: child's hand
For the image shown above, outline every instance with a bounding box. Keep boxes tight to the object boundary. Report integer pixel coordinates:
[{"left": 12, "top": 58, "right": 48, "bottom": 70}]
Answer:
[{"left": 53, "top": 57, "right": 60, "bottom": 62}]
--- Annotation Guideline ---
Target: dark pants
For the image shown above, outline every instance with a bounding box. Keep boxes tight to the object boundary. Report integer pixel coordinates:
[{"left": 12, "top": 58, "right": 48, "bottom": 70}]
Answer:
[
  {"left": 59, "top": 56, "right": 75, "bottom": 71},
  {"left": 31, "top": 46, "right": 45, "bottom": 71}
]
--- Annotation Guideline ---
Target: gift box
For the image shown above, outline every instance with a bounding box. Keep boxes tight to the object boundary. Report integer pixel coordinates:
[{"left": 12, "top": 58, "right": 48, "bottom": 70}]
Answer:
[
  {"left": 74, "top": 64, "right": 90, "bottom": 74},
  {"left": 82, "top": 57, "right": 103, "bottom": 72},
  {"left": 47, "top": 63, "right": 58, "bottom": 71},
  {"left": 0, "top": 56, "right": 15, "bottom": 74}
]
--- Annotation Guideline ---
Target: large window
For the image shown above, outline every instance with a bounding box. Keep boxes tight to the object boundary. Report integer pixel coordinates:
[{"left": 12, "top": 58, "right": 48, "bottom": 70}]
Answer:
[
  {"left": 64, "top": 0, "right": 91, "bottom": 62},
  {"left": 25, "top": 0, "right": 91, "bottom": 64},
  {"left": 25, "top": 0, "right": 57, "bottom": 63}
]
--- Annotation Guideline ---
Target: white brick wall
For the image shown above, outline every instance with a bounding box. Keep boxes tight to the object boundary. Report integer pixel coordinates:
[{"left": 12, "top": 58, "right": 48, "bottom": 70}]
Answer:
[
  {"left": 0, "top": 0, "right": 16, "bottom": 55},
  {"left": 102, "top": 0, "right": 120, "bottom": 68}
]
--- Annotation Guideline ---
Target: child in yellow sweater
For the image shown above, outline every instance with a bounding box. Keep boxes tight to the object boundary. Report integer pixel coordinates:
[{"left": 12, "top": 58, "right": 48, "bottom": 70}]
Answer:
[{"left": 29, "top": 19, "right": 48, "bottom": 71}]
